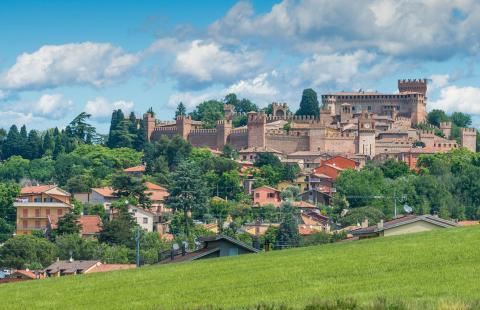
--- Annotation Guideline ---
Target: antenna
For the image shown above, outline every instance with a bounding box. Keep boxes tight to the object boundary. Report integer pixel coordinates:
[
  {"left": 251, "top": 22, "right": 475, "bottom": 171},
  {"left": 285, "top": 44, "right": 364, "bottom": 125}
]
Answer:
[{"left": 403, "top": 204, "right": 413, "bottom": 214}]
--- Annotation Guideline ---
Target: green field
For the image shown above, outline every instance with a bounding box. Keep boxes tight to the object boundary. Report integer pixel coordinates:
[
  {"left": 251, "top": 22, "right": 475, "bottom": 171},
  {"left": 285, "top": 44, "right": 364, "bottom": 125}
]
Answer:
[{"left": 2, "top": 226, "right": 480, "bottom": 310}]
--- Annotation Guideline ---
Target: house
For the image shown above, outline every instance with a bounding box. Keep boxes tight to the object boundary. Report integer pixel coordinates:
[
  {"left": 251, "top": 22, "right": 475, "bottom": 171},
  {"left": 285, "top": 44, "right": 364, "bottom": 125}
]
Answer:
[
  {"left": 78, "top": 215, "right": 102, "bottom": 238},
  {"left": 322, "top": 155, "right": 358, "bottom": 170},
  {"left": 305, "top": 173, "right": 333, "bottom": 193},
  {"left": 298, "top": 189, "right": 332, "bottom": 206},
  {"left": 313, "top": 164, "right": 344, "bottom": 181},
  {"left": 162, "top": 235, "right": 259, "bottom": 264},
  {"left": 145, "top": 182, "right": 170, "bottom": 219},
  {"left": 14, "top": 185, "right": 72, "bottom": 235},
  {"left": 299, "top": 209, "right": 331, "bottom": 232},
  {"left": 238, "top": 146, "right": 283, "bottom": 162},
  {"left": 128, "top": 206, "right": 155, "bottom": 232},
  {"left": 123, "top": 165, "right": 146, "bottom": 177},
  {"left": 44, "top": 260, "right": 136, "bottom": 277},
  {"left": 351, "top": 214, "right": 458, "bottom": 239},
  {"left": 252, "top": 186, "right": 281, "bottom": 206},
  {"left": 90, "top": 187, "right": 118, "bottom": 208},
  {"left": 0, "top": 269, "right": 45, "bottom": 284}
]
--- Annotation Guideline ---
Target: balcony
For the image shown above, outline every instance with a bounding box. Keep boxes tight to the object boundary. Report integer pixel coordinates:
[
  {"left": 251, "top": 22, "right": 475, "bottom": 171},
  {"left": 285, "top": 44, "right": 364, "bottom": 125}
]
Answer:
[{"left": 13, "top": 202, "right": 71, "bottom": 208}]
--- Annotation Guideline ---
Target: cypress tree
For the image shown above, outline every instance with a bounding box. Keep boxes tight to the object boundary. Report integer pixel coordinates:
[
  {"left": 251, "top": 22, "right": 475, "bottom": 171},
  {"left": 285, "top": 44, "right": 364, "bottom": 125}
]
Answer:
[
  {"left": 295, "top": 88, "right": 320, "bottom": 116},
  {"left": 42, "top": 131, "right": 54, "bottom": 156},
  {"left": 2, "top": 125, "right": 20, "bottom": 159}
]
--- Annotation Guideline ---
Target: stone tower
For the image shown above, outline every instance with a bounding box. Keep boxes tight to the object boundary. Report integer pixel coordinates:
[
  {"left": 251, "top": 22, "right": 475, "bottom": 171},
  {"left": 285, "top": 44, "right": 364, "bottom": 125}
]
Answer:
[
  {"left": 247, "top": 112, "right": 266, "bottom": 148},
  {"left": 461, "top": 128, "right": 477, "bottom": 152},
  {"left": 224, "top": 104, "right": 235, "bottom": 120},
  {"left": 272, "top": 102, "right": 288, "bottom": 117},
  {"left": 340, "top": 103, "right": 352, "bottom": 123},
  {"left": 216, "top": 119, "right": 232, "bottom": 150},
  {"left": 143, "top": 112, "right": 156, "bottom": 142},
  {"left": 176, "top": 115, "right": 192, "bottom": 139},
  {"left": 357, "top": 111, "right": 376, "bottom": 157},
  {"left": 398, "top": 78, "right": 427, "bottom": 95},
  {"left": 439, "top": 121, "right": 452, "bottom": 139},
  {"left": 398, "top": 79, "right": 427, "bottom": 125}
]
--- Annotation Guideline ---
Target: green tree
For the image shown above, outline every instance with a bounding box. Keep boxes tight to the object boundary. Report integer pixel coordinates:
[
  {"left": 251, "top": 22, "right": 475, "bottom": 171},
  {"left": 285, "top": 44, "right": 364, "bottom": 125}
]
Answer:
[
  {"left": 54, "top": 212, "right": 82, "bottom": 237},
  {"left": 0, "top": 156, "right": 30, "bottom": 182},
  {"left": 175, "top": 102, "right": 187, "bottom": 117},
  {"left": 427, "top": 109, "right": 449, "bottom": 127},
  {"left": 295, "top": 88, "right": 320, "bottom": 116},
  {"left": 379, "top": 159, "right": 411, "bottom": 179},
  {"left": 190, "top": 100, "right": 224, "bottom": 128},
  {"left": 55, "top": 234, "right": 98, "bottom": 260},
  {"left": 451, "top": 112, "right": 472, "bottom": 128},
  {"left": 69, "top": 112, "right": 97, "bottom": 144},
  {"left": 0, "top": 218, "right": 14, "bottom": 243},
  {"left": 275, "top": 203, "right": 300, "bottom": 249},
  {"left": 0, "top": 183, "right": 20, "bottom": 225},
  {"left": 111, "top": 173, "right": 151, "bottom": 208},
  {"left": 0, "top": 235, "right": 57, "bottom": 269},
  {"left": 98, "top": 206, "right": 136, "bottom": 247},
  {"left": 339, "top": 206, "right": 385, "bottom": 226},
  {"left": 166, "top": 161, "right": 210, "bottom": 235}
]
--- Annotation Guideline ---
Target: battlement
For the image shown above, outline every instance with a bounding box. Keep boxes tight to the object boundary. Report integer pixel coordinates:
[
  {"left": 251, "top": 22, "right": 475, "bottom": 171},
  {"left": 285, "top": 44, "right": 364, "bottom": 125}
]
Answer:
[
  {"left": 153, "top": 126, "right": 177, "bottom": 132},
  {"left": 461, "top": 127, "right": 477, "bottom": 134},
  {"left": 190, "top": 128, "right": 217, "bottom": 134},
  {"left": 266, "top": 129, "right": 308, "bottom": 136},
  {"left": 231, "top": 128, "right": 248, "bottom": 135},
  {"left": 398, "top": 78, "right": 427, "bottom": 95},
  {"left": 176, "top": 115, "right": 192, "bottom": 121},
  {"left": 419, "top": 129, "right": 435, "bottom": 135},
  {"left": 247, "top": 112, "right": 267, "bottom": 123},
  {"left": 325, "top": 132, "right": 354, "bottom": 138},
  {"left": 156, "top": 120, "right": 176, "bottom": 126},
  {"left": 439, "top": 121, "right": 452, "bottom": 128},
  {"left": 216, "top": 119, "right": 232, "bottom": 126}
]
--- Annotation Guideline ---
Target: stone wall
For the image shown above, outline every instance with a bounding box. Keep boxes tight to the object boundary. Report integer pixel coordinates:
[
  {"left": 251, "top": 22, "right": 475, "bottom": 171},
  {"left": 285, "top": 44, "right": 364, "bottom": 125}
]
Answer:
[
  {"left": 187, "top": 129, "right": 218, "bottom": 149},
  {"left": 266, "top": 133, "right": 309, "bottom": 154},
  {"left": 229, "top": 129, "right": 248, "bottom": 149}
]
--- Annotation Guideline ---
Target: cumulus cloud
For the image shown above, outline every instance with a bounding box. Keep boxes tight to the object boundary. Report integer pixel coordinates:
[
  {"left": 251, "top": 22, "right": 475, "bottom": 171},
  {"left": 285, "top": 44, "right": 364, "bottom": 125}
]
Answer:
[
  {"left": 209, "top": 0, "right": 480, "bottom": 60},
  {"left": 167, "top": 72, "right": 279, "bottom": 109},
  {"left": 0, "top": 111, "right": 53, "bottom": 130},
  {"left": 147, "top": 38, "right": 263, "bottom": 89},
  {"left": 0, "top": 42, "right": 140, "bottom": 91},
  {"left": 430, "top": 86, "right": 480, "bottom": 114},
  {"left": 84, "top": 97, "right": 135, "bottom": 121},
  {"left": 429, "top": 74, "right": 450, "bottom": 92}
]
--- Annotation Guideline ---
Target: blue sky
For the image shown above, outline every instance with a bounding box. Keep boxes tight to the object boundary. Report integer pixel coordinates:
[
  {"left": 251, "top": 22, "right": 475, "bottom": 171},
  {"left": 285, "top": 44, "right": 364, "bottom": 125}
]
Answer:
[{"left": 0, "top": 0, "right": 479, "bottom": 133}]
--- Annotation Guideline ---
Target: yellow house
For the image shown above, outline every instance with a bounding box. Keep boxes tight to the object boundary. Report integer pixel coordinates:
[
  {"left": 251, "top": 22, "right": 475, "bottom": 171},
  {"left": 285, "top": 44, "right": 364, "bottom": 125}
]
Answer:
[
  {"left": 277, "top": 174, "right": 308, "bottom": 193},
  {"left": 14, "top": 185, "right": 72, "bottom": 235},
  {"left": 351, "top": 214, "right": 458, "bottom": 239}
]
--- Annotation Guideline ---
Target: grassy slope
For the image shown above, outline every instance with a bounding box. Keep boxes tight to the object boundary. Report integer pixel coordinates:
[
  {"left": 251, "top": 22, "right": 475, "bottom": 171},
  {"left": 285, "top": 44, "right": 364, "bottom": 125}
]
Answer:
[{"left": 1, "top": 226, "right": 480, "bottom": 310}]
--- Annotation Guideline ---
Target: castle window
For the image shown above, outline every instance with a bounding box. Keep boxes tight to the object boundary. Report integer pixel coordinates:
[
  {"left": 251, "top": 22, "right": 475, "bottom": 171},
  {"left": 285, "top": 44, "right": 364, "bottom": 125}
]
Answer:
[{"left": 367, "top": 106, "right": 372, "bottom": 111}]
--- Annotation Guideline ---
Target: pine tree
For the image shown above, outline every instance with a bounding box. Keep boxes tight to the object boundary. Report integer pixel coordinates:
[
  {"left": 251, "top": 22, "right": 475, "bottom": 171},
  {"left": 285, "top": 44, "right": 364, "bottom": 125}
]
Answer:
[
  {"left": 42, "top": 131, "right": 55, "bottom": 156},
  {"left": 1, "top": 125, "right": 21, "bottom": 159},
  {"left": 19, "top": 125, "right": 28, "bottom": 158},
  {"left": 295, "top": 88, "right": 320, "bottom": 116},
  {"left": 133, "top": 121, "right": 147, "bottom": 151},
  {"left": 107, "top": 110, "right": 133, "bottom": 148},
  {"left": 26, "top": 130, "right": 43, "bottom": 159},
  {"left": 54, "top": 212, "right": 82, "bottom": 236},
  {"left": 175, "top": 102, "right": 187, "bottom": 118}
]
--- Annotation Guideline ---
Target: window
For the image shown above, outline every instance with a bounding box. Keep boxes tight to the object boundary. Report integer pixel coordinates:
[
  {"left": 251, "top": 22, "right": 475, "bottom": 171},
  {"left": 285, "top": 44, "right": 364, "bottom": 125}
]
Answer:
[
  {"left": 228, "top": 248, "right": 238, "bottom": 256},
  {"left": 367, "top": 106, "right": 372, "bottom": 111},
  {"left": 46, "top": 209, "right": 50, "bottom": 216},
  {"left": 255, "top": 193, "right": 260, "bottom": 198},
  {"left": 22, "top": 220, "right": 28, "bottom": 228},
  {"left": 57, "top": 209, "right": 63, "bottom": 216},
  {"left": 143, "top": 217, "right": 148, "bottom": 224},
  {"left": 35, "top": 220, "right": 40, "bottom": 228},
  {"left": 267, "top": 193, "right": 275, "bottom": 198},
  {"left": 35, "top": 209, "right": 40, "bottom": 217},
  {"left": 34, "top": 197, "right": 41, "bottom": 202},
  {"left": 23, "top": 209, "right": 28, "bottom": 217}
]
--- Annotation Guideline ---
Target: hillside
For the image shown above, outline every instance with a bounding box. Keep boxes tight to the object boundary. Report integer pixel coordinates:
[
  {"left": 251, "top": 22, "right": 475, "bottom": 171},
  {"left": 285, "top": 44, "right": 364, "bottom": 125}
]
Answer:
[{"left": 1, "top": 226, "right": 480, "bottom": 309}]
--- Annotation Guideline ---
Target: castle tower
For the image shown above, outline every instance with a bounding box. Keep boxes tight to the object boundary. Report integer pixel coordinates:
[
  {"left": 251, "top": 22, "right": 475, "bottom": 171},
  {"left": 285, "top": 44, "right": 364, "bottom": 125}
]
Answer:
[
  {"left": 176, "top": 115, "right": 192, "bottom": 139},
  {"left": 357, "top": 111, "right": 376, "bottom": 157},
  {"left": 461, "top": 128, "right": 477, "bottom": 152},
  {"left": 439, "top": 121, "right": 452, "bottom": 139},
  {"left": 272, "top": 102, "right": 288, "bottom": 118},
  {"left": 340, "top": 103, "right": 352, "bottom": 123},
  {"left": 143, "top": 112, "right": 156, "bottom": 142},
  {"left": 224, "top": 104, "right": 235, "bottom": 120},
  {"left": 398, "top": 78, "right": 427, "bottom": 96},
  {"left": 418, "top": 129, "right": 435, "bottom": 148},
  {"left": 216, "top": 119, "right": 232, "bottom": 150},
  {"left": 247, "top": 112, "right": 266, "bottom": 148}
]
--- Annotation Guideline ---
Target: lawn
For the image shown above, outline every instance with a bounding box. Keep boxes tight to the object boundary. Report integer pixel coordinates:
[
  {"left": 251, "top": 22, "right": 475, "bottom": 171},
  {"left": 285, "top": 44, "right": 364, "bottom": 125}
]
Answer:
[{"left": 1, "top": 226, "right": 480, "bottom": 309}]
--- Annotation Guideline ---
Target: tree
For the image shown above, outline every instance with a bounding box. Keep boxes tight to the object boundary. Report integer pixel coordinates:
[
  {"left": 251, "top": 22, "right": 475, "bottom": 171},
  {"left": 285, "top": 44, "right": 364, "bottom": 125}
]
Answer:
[
  {"left": 69, "top": 112, "right": 97, "bottom": 144},
  {"left": 107, "top": 109, "right": 134, "bottom": 148},
  {"left": 133, "top": 121, "right": 147, "bottom": 151},
  {"left": 339, "top": 206, "right": 385, "bottom": 226},
  {"left": 427, "top": 109, "right": 449, "bottom": 127},
  {"left": 221, "top": 144, "right": 238, "bottom": 160},
  {"left": 1, "top": 125, "right": 21, "bottom": 159},
  {"left": 0, "top": 156, "right": 30, "bottom": 182},
  {"left": 254, "top": 153, "right": 282, "bottom": 168},
  {"left": 166, "top": 161, "right": 210, "bottom": 235},
  {"left": 451, "top": 112, "right": 472, "bottom": 128},
  {"left": 0, "top": 218, "right": 14, "bottom": 243},
  {"left": 55, "top": 234, "right": 98, "bottom": 260},
  {"left": 26, "top": 130, "right": 43, "bottom": 159},
  {"left": 42, "top": 130, "right": 55, "bottom": 156},
  {"left": 295, "top": 88, "right": 320, "bottom": 116},
  {"left": 111, "top": 173, "right": 151, "bottom": 208},
  {"left": 98, "top": 206, "right": 136, "bottom": 247},
  {"left": 275, "top": 203, "right": 300, "bottom": 248},
  {"left": 190, "top": 100, "right": 224, "bottom": 128},
  {"left": 54, "top": 212, "right": 82, "bottom": 236},
  {"left": 0, "top": 183, "right": 20, "bottom": 225},
  {"left": 175, "top": 102, "right": 187, "bottom": 118},
  {"left": 0, "top": 235, "right": 58, "bottom": 269},
  {"left": 379, "top": 159, "right": 411, "bottom": 179}
]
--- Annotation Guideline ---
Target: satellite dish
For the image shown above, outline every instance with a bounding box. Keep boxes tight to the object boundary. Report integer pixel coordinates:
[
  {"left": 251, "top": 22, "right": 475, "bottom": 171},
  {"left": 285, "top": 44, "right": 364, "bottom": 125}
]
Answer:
[
  {"left": 403, "top": 204, "right": 413, "bottom": 214},
  {"left": 172, "top": 243, "right": 179, "bottom": 251}
]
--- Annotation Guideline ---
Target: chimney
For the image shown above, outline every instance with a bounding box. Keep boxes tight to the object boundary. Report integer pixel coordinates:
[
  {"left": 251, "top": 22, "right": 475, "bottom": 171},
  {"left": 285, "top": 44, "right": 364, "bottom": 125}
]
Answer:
[
  {"left": 361, "top": 218, "right": 369, "bottom": 228},
  {"left": 378, "top": 219, "right": 384, "bottom": 230}
]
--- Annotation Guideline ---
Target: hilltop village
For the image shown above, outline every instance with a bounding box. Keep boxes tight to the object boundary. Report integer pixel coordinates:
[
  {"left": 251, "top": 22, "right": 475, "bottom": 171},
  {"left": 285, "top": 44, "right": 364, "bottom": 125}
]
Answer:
[{"left": 0, "top": 78, "right": 479, "bottom": 282}]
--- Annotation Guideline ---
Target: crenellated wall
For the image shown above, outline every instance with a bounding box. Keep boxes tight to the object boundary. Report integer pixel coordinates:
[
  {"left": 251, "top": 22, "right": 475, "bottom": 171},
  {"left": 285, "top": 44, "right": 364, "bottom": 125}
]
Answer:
[
  {"left": 266, "top": 132, "right": 309, "bottom": 154},
  {"left": 229, "top": 128, "right": 248, "bottom": 149},
  {"left": 187, "top": 129, "right": 218, "bottom": 149}
]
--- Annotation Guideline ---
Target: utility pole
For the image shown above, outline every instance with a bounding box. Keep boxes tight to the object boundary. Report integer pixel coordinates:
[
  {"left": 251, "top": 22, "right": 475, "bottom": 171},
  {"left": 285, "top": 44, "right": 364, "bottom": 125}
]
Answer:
[{"left": 135, "top": 227, "right": 141, "bottom": 267}]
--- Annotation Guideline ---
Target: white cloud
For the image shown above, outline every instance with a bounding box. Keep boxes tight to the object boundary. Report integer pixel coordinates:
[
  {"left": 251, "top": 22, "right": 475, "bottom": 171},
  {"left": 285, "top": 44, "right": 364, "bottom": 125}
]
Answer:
[
  {"left": 209, "top": 0, "right": 480, "bottom": 59},
  {"left": 429, "top": 74, "right": 450, "bottom": 92},
  {"left": 84, "top": 97, "right": 135, "bottom": 121},
  {"left": 148, "top": 38, "right": 263, "bottom": 89},
  {"left": 430, "top": 85, "right": 480, "bottom": 114},
  {"left": 33, "top": 94, "right": 73, "bottom": 119},
  {"left": 1, "top": 42, "right": 140, "bottom": 91},
  {"left": 0, "top": 111, "right": 53, "bottom": 130}
]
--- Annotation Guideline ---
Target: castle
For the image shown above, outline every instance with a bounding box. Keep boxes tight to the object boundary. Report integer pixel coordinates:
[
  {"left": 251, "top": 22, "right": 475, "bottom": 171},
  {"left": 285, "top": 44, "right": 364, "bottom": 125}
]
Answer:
[{"left": 143, "top": 79, "right": 477, "bottom": 162}]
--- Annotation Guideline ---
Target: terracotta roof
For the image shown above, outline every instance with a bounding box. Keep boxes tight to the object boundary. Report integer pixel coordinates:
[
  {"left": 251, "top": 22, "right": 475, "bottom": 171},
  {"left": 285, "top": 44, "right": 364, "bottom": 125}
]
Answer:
[
  {"left": 91, "top": 187, "right": 116, "bottom": 198},
  {"left": 124, "top": 165, "right": 146, "bottom": 172},
  {"left": 20, "top": 185, "right": 55, "bottom": 195},
  {"left": 291, "top": 201, "right": 316, "bottom": 209},
  {"left": 146, "top": 190, "right": 169, "bottom": 201},
  {"left": 253, "top": 186, "right": 280, "bottom": 193},
  {"left": 160, "top": 233, "right": 174, "bottom": 241},
  {"left": 298, "top": 226, "right": 314, "bottom": 235},
  {"left": 88, "top": 264, "right": 136, "bottom": 273},
  {"left": 12, "top": 270, "right": 37, "bottom": 279},
  {"left": 79, "top": 215, "right": 102, "bottom": 236},
  {"left": 144, "top": 182, "right": 167, "bottom": 191}
]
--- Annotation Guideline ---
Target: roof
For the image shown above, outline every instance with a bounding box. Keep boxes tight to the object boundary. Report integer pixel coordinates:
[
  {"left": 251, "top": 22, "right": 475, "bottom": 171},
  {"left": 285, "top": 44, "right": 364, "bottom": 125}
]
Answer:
[
  {"left": 44, "top": 260, "right": 100, "bottom": 274},
  {"left": 123, "top": 165, "right": 146, "bottom": 173},
  {"left": 20, "top": 185, "right": 70, "bottom": 197},
  {"left": 162, "top": 247, "right": 221, "bottom": 264},
  {"left": 291, "top": 201, "right": 316, "bottom": 209},
  {"left": 87, "top": 264, "right": 136, "bottom": 273},
  {"left": 253, "top": 185, "right": 280, "bottom": 193},
  {"left": 457, "top": 221, "right": 479, "bottom": 226},
  {"left": 200, "top": 235, "right": 260, "bottom": 253},
  {"left": 11, "top": 270, "right": 37, "bottom": 279},
  {"left": 144, "top": 182, "right": 167, "bottom": 191},
  {"left": 79, "top": 215, "right": 102, "bottom": 236},
  {"left": 352, "top": 215, "right": 458, "bottom": 236},
  {"left": 91, "top": 187, "right": 117, "bottom": 198},
  {"left": 238, "top": 146, "right": 282, "bottom": 154}
]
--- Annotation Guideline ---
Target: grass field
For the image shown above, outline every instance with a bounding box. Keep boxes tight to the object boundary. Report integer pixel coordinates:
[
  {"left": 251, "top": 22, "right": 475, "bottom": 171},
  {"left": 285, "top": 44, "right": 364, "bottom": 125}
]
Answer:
[{"left": 1, "top": 226, "right": 480, "bottom": 310}]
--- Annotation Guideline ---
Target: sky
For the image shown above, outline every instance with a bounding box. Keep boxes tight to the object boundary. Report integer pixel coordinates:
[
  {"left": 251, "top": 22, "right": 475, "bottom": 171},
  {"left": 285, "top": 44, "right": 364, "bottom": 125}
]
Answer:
[{"left": 1, "top": 0, "right": 480, "bottom": 133}]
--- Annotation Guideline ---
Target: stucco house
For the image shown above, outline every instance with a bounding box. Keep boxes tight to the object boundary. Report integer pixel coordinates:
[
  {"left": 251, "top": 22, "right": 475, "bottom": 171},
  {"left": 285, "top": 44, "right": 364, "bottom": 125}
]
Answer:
[
  {"left": 252, "top": 186, "right": 281, "bottom": 206},
  {"left": 351, "top": 214, "right": 458, "bottom": 239}
]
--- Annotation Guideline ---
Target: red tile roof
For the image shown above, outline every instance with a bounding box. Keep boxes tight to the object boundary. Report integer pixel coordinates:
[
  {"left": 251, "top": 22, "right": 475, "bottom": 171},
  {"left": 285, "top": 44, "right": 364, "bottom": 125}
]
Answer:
[
  {"left": 146, "top": 190, "right": 169, "bottom": 201},
  {"left": 20, "top": 185, "right": 56, "bottom": 194},
  {"left": 79, "top": 215, "right": 102, "bottom": 236},
  {"left": 145, "top": 182, "right": 167, "bottom": 191},
  {"left": 124, "top": 165, "right": 146, "bottom": 172},
  {"left": 12, "top": 269, "right": 37, "bottom": 279},
  {"left": 457, "top": 221, "right": 479, "bottom": 226},
  {"left": 91, "top": 187, "right": 116, "bottom": 198}
]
